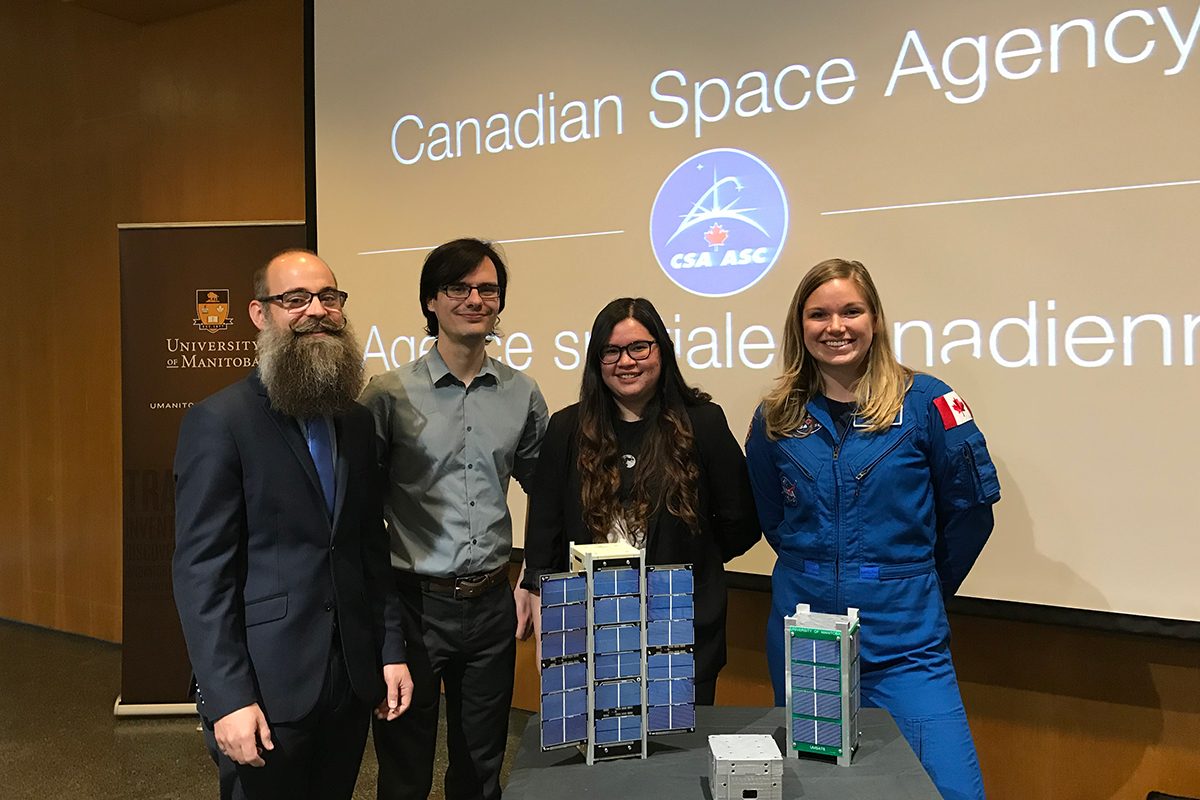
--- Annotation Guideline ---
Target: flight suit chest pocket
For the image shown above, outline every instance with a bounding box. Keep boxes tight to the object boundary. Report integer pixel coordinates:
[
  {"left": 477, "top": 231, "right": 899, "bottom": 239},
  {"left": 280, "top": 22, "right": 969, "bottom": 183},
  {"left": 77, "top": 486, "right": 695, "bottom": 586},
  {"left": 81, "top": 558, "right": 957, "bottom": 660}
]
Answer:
[
  {"left": 778, "top": 445, "right": 821, "bottom": 505},
  {"left": 776, "top": 445, "right": 828, "bottom": 552}
]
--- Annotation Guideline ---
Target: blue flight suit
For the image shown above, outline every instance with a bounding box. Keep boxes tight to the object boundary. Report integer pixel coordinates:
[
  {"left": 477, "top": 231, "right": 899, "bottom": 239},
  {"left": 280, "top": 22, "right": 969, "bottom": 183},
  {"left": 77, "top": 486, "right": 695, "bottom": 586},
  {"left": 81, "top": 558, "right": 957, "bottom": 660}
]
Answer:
[{"left": 745, "top": 374, "right": 1001, "bottom": 800}]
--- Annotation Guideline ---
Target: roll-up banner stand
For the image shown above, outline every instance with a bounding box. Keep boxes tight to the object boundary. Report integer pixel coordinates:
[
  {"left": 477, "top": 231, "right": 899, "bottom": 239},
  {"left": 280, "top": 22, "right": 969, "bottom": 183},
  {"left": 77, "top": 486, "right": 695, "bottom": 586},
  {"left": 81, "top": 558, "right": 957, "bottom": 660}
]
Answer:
[{"left": 116, "top": 222, "right": 307, "bottom": 716}]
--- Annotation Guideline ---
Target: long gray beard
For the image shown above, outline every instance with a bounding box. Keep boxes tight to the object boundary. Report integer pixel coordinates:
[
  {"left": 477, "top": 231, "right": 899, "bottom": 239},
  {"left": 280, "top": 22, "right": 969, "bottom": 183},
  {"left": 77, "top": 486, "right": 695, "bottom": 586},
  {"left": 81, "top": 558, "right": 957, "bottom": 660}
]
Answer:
[{"left": 257, "top": 317, "right": 364, "bottom": 418}]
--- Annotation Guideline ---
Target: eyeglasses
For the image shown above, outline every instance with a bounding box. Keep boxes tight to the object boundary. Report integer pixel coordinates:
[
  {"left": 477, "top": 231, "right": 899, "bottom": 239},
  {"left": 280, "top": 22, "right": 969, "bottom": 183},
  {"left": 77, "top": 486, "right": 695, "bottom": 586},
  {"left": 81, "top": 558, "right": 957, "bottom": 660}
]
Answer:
[
  {"left": 258, "top": 288, "right": 348, "bottom": 311},
  {"left": 441, "top": 282, "right": 501, "bottom": 300},
  {"left": 599, "top": 340, "right": 656, "bottom": 364}
]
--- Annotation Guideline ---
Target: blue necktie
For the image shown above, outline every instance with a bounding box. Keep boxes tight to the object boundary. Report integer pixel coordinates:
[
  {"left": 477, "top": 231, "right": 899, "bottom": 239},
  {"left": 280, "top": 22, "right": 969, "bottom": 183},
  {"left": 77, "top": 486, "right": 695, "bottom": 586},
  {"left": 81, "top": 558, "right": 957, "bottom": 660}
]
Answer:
[{"left": 305, "top": 417, "right": 336, "bottom": 518}]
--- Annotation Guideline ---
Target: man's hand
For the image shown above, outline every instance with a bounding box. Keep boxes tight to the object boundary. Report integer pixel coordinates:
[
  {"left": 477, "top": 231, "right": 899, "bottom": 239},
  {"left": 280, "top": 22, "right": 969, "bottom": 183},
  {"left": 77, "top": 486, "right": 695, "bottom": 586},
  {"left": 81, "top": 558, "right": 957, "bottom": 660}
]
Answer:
[
  {"left": 514, "top": 585, "right": 536, "bottom": 641},
  {"left": 375, "top": 663, "right": 413, "bottom": 721},
  {"left": 214, "top": 703, "right": 273, "bottom": 766}
]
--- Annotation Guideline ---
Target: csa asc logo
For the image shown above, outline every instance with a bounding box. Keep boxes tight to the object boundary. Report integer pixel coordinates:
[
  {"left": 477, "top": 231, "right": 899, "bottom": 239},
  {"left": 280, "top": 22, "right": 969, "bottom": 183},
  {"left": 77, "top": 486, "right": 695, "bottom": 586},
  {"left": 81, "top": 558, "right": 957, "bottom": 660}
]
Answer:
[
  {"left": 193, "top": 289, "right": 234, "bottom": 333},
  {"left": 649, "top": 148, "right": 788, "bottom": 298}
]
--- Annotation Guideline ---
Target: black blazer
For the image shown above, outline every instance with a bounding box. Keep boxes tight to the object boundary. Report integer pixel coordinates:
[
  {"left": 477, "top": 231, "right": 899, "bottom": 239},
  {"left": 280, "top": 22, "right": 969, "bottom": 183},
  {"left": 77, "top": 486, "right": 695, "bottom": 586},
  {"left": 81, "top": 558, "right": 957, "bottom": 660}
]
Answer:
[
  {"left": 522, "top": 401, "right": 760, "bottom": 682},
  {"left": 172, "top": 371, "right": 405, "bottom": 725}
]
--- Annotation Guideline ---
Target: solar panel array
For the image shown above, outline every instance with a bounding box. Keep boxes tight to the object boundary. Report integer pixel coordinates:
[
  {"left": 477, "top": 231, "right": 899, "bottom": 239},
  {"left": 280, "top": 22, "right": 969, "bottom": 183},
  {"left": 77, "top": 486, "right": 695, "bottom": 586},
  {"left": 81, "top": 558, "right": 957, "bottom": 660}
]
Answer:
[
  {"left": 537, "top": 546, "right": 696, "bottom": 762},
  {"left": 784, "top": 606, "right": 860, "bottom": 765},
  {"left": 590, "top": 566, "right": 644, "bottom": 748},
  {"left": 539, "top": 574, "right": 588, "bottom": 749},
  {"left": 645, "top": 565, "right": 696, "bottom": 734}
]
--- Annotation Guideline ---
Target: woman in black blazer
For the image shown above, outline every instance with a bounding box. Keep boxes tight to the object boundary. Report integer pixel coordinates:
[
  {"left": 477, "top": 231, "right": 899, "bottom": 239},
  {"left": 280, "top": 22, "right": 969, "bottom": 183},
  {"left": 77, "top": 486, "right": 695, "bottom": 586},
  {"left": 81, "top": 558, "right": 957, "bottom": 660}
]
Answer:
[{"left": 521, "top": 297, "right": 760, "bottom": 704}]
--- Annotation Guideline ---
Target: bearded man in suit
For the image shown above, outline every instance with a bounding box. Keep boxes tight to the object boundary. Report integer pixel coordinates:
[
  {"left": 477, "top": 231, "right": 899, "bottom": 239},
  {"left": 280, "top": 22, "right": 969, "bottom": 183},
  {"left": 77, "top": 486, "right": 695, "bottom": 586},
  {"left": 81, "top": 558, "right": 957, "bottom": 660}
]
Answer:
[{"left": 173, "top": 249, "right": 412, "bottom": 800}]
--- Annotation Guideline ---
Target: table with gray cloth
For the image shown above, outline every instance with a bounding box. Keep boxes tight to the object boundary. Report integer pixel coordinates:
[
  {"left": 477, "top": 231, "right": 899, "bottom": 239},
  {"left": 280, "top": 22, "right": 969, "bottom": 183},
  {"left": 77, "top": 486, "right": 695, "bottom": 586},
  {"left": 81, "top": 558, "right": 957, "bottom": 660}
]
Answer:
[{"left": 505, "top": 706, "right": 940, "bottom": 799}]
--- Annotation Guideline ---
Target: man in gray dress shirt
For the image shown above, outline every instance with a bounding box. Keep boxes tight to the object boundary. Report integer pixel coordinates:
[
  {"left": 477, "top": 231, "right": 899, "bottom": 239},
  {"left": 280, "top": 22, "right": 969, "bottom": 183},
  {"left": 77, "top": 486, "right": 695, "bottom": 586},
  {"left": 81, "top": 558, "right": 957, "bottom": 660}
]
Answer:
[{"left": 361, "top": 238, "right": 548, "bottom": 800}]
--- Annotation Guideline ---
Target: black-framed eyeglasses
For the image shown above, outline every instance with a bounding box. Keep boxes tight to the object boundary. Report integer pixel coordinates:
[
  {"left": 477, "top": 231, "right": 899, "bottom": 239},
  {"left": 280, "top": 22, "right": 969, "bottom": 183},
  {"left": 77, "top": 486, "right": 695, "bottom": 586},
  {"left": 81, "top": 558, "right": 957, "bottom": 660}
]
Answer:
[
  {"left": 599, "top": 340, "right": 656, "bottom": 364},
  {"left": 441, "top": 282, "right": 501, "bottom": 300},
  {"left": 258, "top": 288, "right": 348, "bottom": 311}
]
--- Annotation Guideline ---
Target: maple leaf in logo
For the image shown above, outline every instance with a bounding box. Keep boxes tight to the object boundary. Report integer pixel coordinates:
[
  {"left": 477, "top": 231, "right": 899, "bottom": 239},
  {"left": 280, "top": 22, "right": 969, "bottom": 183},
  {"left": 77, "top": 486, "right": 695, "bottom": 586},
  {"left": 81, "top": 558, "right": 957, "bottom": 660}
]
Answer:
[
  {"left": 703, "top": 222, "right": 729, "bottom": 248},
  {"left": 952, "top": 398, "right": 966, "bottom": 415}
]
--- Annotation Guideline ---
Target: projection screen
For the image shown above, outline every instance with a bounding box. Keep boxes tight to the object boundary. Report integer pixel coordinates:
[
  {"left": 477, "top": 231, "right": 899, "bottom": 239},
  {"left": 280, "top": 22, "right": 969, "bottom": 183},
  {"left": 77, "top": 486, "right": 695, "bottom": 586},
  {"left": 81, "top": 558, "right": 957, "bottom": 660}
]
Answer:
[{"left": 311, "top": 0, "right": 1200, "bottom": 629}]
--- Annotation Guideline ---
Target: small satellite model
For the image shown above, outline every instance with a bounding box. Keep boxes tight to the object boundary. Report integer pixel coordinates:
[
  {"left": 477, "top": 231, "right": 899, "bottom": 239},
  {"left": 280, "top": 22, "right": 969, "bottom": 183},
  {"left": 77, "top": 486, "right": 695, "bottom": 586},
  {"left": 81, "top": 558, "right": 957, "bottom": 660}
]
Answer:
[
  {"left": 539, "top": 542, "right": 695, "bottom": 764},
  {"left": 708, "top": 734, "right": 784, "bottom": 800},
  {"left": 784, "top": 603, "right": 860, "bottom": 766}
]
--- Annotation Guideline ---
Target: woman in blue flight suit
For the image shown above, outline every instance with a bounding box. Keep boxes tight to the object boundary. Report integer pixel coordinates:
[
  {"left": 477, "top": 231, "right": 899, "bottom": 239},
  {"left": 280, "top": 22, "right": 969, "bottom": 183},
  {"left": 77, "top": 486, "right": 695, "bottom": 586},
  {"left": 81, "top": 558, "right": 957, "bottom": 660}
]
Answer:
[{"left": 745, "top": 259, "right": 1001, "bottom": 800}]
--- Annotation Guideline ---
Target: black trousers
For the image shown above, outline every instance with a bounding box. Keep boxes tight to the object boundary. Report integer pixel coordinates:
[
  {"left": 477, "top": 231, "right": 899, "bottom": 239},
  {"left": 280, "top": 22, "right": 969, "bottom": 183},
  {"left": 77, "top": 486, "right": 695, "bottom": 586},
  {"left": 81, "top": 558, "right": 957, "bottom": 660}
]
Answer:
[
  {"left": 202, "top": 637, "right": 370, "bottom": 800},
  {"left": 374, "top": 575, "right": 516, "bottom": 800}
]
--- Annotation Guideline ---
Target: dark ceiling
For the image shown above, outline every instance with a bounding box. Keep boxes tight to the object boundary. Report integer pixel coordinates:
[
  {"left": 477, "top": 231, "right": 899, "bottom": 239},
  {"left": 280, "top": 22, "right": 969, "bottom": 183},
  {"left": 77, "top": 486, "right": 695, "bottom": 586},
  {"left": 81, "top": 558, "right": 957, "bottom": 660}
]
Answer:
[{"left": 65, "top": 0, "right": 241, "bottom": 25}]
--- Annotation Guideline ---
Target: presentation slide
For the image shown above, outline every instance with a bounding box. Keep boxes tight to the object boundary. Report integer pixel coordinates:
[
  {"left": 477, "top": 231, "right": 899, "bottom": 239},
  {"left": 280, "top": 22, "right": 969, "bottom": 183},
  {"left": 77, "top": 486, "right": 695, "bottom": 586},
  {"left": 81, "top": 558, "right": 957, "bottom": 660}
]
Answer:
[{"left": 313, "top": 0, "right": 1200, "bottom": 625}]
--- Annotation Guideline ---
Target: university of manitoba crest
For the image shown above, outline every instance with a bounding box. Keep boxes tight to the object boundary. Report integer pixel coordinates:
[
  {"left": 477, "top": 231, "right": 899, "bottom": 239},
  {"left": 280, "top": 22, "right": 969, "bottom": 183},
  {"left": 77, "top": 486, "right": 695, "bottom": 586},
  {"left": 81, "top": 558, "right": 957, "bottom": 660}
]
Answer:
[{"left": 193, "top": 289, "right": 234, "bottom": 333}]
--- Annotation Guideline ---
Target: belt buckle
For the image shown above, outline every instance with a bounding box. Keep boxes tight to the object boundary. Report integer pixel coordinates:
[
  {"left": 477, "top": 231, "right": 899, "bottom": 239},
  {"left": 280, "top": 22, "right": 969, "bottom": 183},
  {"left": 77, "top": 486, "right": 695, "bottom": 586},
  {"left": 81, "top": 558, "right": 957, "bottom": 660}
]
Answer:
[
  {"left": 453, "top": 578, "right": 481, "bottom": 600},
  {"left": 452, "top": 568, "right": 498, "bottom": 599}
]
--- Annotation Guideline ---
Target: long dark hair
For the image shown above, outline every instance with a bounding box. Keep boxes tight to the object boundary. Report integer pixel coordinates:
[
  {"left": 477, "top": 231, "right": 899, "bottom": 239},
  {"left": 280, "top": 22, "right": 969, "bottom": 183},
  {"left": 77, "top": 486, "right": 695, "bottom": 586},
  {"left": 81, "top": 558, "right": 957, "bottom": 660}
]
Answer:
[{"left": 578, "top": 298, "right": 710, "bottom": 543}]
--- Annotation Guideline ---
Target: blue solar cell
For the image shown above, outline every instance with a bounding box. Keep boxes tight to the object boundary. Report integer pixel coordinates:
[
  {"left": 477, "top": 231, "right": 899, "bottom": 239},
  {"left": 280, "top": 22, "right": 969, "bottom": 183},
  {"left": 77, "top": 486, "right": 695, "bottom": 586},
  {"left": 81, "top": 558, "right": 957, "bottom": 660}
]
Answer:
[
  {"left": 647, "top": 652, "right": 694, "bottom": 680},
  {"left": 815, "top": 692, "right": 841, "bottom": 719},
  {"left": 790, "top": 636, "right": 842, "bottom": 665},
  {"left": 817, "top": 720, "right": 842, "bottom": 747},
  {"left": 541, "top": 608, "right": 563, "bottom": 634},
  {"left": 541, "top": 687, "right": 587, "bottom": 721},
  {"left": 542, "top": 628, "right": 586, "bottom": 660},
  {"left": 565, "top": 713, "right": 587, "bottom": 744},
  {"left": 541, "top": 602, "right": 586, "bottom": 633},
  {"left": 543, "top": 664, "right": 563, "bottom": 693},
  {"left": 647, "top": 678, "right": 693, "bottom": 706},
  {"left": 647, "top": 619, "right": 693, "bottom": 647},
  {"left": 540, "top": 574, "right": 587, "bottom": 607},
  {"left": 792, "top": 716, "right": 843, "bottom": 748},
  {"left": 646, "top": 594, "right": 694, "bottom": 621},
  {"left": 593, "top": 624, "right": 641, "bottom": 654},
  {"left": 594, "top": 652, "right": 641, "bottom": 680},
  {"left": 647, "top": 703, "right": 695, "bottom": 732},
  {"left": 563, "top": 661, "right": 587, "bottom": 690},
  {"left": 790, "top": 662, "right": 840, "bottom": 692},
  {"left": 593, "top": 596, "right": 640, "bottom": 625},
  {"left": 646, "top": 567, "right": 693, "bottom": 596},
  {"left": 542, "top": 661, "right": 587, "bottom": 693},
  {"left": 792, "top": 689, "right": 841, "bottom": 720},
  {"left": 594, "top": 680, "right": 640, "bottom": 710},
  {"left": 565, "top": 603, "right": 587, "bottom": 629},
  {"left": 593, "top": 568, "right": 640, "bottom": 597},
  {"left": 814, "top": 639, "right": 840, "bottom": 663},
  {"left": 594, "top": 714, "right": 641, "bottom": 744},
  {"left": 542, "top": 713, "right": 587, "bottom": 748}
]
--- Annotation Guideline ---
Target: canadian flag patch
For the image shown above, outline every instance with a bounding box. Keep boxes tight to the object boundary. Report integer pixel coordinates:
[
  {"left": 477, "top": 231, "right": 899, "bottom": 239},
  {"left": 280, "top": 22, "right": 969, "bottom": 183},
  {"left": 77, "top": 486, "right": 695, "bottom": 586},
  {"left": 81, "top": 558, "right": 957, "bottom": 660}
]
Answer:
[{"left": 933, "top": 391, "right": 973, "bottom": 429}]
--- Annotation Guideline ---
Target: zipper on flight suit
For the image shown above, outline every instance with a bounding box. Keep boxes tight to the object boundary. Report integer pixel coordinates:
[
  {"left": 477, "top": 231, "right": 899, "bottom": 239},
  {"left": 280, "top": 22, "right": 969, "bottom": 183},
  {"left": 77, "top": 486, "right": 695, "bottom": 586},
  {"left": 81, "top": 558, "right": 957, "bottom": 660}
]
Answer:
[
  {"left": 852, "top": 428, "right": 915, "bottom": 502},
  {"left": 832, "top": 422, "right": 852, "bottom": 613}
]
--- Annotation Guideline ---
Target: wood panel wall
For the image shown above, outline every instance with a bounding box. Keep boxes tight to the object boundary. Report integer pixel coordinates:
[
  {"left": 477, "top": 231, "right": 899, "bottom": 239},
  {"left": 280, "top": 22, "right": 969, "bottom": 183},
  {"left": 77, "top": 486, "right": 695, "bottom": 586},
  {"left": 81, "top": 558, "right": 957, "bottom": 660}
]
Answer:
[
  {"left": 2, "top": 2, "right": 1196, "bottom": 797},
  {"left": 0, "top": 0, "right": 303, "bottom": 642}
]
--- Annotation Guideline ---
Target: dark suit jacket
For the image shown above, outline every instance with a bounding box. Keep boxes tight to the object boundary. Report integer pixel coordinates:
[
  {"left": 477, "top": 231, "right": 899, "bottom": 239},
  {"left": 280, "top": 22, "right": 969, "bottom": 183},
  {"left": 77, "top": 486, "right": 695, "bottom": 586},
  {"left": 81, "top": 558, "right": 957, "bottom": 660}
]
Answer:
[
  {"left": 522, "top": 401, "right": 760, "bottom": 682},
  {"left": 172, "top": 370, "right": 405, "bottom": 725}
]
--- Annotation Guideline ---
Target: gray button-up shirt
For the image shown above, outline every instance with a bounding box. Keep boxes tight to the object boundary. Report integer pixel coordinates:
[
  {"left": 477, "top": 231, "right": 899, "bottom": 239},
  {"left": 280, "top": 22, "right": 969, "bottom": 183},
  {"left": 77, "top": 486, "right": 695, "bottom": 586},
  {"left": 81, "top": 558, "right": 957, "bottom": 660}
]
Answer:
[{"left": 359, "top": 346, "right": 548, "bottom": 577}]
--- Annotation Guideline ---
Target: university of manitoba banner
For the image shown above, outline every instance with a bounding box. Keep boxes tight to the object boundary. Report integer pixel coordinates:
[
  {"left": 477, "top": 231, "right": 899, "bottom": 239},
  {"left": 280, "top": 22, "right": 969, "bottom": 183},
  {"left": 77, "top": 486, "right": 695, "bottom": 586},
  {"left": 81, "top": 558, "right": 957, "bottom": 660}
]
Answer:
[{"left": 118, "top": 222, "right": 306, "bottom": 711}]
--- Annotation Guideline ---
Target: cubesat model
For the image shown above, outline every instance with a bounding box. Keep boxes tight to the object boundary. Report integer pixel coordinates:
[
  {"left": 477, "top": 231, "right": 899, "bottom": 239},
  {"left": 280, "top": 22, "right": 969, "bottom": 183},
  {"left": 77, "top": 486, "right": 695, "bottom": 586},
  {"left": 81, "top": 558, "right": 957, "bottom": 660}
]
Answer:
[
  {"left": 708, "top": 734, "right": 783, "bottom": 800},
  {"left": 784, "top": 603, "right": 860, "bottom": 766},
  {"left": 539, "top": 542, "right": 695, "bottom": 764}
]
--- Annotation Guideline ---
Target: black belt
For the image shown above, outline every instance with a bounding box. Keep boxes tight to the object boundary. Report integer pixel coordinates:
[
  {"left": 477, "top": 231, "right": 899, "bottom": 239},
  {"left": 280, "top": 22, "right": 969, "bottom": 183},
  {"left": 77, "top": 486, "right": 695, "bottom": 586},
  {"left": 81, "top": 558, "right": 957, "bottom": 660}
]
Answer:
[{"left": 398, "top": 564, "right": 508, "bottom": 599}]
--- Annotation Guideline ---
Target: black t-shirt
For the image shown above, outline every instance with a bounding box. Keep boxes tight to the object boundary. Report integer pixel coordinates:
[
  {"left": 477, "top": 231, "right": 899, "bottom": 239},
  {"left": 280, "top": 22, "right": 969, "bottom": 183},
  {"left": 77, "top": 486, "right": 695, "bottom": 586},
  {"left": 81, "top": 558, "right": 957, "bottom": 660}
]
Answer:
[
  {"left": 614, "top": 417, "right": 650, "bottom": 501},
  {"left": 825, "top": 398, "right": 857, "bottom": 439}
]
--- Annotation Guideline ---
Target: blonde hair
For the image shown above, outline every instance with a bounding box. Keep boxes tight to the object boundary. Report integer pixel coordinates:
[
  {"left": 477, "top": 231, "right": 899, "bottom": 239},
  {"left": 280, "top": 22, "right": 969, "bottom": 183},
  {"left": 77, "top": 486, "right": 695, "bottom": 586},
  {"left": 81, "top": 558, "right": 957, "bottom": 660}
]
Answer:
[{"left": 761, "top": 259, "right": 913, "bottom": 438}]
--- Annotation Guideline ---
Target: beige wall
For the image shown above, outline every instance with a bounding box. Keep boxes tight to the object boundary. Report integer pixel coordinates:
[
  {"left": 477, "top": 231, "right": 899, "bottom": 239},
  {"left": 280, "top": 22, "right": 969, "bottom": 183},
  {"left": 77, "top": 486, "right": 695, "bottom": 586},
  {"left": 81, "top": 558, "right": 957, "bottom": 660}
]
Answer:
[{"left": 1, "top": 2, "right": 1196, "bottom": 797}]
